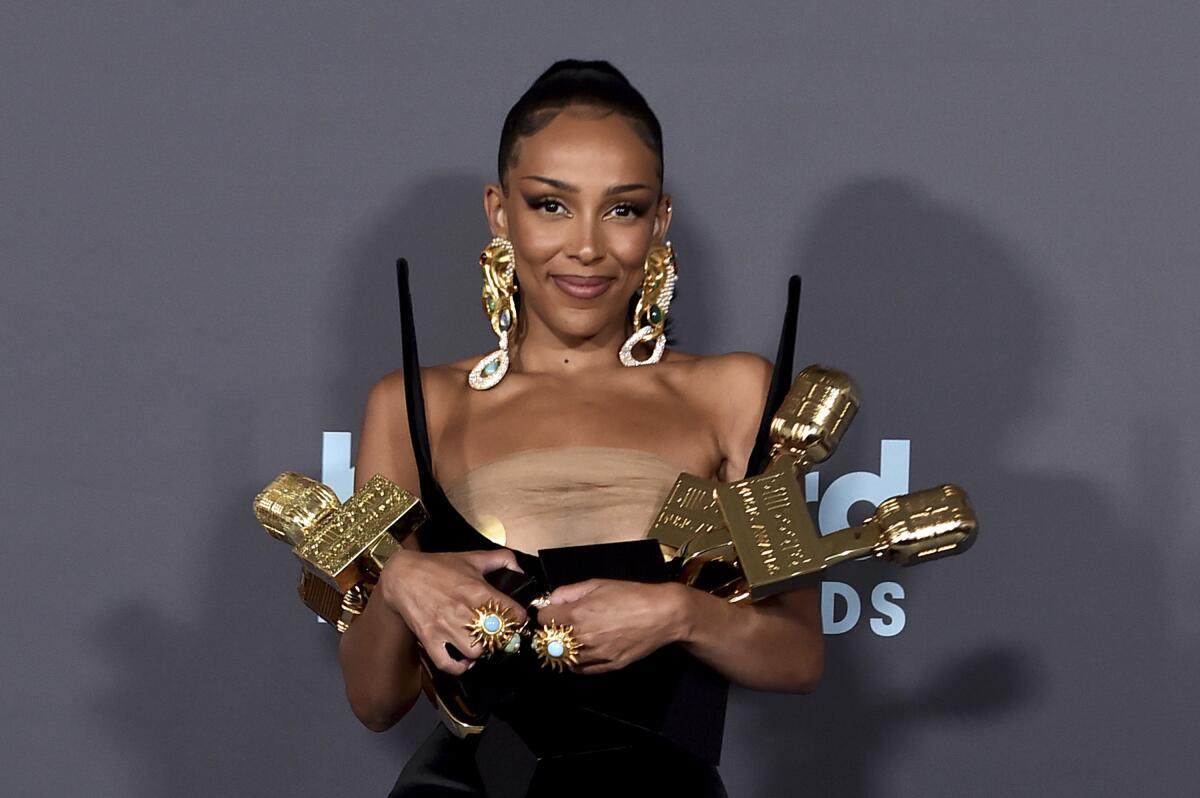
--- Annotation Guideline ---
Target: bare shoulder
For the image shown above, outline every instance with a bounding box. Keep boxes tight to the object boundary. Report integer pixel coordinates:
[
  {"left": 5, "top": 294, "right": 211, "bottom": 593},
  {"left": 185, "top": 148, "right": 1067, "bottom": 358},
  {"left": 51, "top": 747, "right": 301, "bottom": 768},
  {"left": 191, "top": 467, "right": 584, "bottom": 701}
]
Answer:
[
  {"left": 357, "top": 360, "right": 467, "bottom": 490},
  {"left": 663, "top": 349, "right": 773, "bottom": 481},
  {"left": 706, "top": 350, "right": 773, "bottom": 386},
  {"left": 437, "top": 353, "right": 483, "bottom": 380},
  {"left": 663, "top": 348, "right": 773, "bottom": 408},
  {"left": 371, "top": 355, "right": 473, "bottom": 417}
]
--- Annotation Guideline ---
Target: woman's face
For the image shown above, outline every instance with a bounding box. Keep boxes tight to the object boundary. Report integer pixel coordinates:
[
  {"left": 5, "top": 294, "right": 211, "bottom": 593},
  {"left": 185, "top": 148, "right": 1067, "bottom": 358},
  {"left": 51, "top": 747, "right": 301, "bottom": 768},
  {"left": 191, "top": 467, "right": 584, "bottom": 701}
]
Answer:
[{"left": 484, "top": 104, "right": 672, "bottom": 343}]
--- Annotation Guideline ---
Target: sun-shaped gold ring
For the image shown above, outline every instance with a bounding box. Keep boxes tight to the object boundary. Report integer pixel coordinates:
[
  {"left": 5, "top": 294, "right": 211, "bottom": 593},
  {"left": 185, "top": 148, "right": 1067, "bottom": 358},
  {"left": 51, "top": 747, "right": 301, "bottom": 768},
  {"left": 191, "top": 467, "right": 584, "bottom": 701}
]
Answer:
[
  {"left": 532, "top": 622, "right": 583, "bottom": 672},
  {"left": 464, "top": 599, "right": 522, "bottom": 657}
]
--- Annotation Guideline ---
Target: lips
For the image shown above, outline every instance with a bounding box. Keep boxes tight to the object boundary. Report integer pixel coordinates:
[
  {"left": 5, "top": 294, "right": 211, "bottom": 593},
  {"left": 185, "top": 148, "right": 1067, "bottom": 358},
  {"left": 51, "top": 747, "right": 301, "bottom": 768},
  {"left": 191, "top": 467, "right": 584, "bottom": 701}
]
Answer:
[{"left": 551, "top": 274, "right": 614, "bottom": 299}]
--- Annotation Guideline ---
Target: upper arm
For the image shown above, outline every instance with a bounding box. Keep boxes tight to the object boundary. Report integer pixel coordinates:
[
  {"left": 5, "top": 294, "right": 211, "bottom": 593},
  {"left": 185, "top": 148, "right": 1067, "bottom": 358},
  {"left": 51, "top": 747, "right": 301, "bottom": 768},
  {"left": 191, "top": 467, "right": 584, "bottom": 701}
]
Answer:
[
  {"left": 710, "top": 352, "right": 774, "bottom": 482},
  {"left": 709, "top": 355, "right": 825, "bottom": 689},
  {"left": 355, "top": 370, "right": 424, "bottom": 551}
]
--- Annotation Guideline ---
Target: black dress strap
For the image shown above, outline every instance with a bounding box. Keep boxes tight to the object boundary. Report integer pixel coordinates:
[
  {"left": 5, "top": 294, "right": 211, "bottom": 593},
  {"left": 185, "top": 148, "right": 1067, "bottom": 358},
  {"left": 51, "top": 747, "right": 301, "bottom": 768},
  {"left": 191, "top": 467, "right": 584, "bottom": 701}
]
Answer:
[
  {"left": 746, "top": 275, "right": 801, "bottom": 476},
  {"left": 394, "top": 259, "right": 439, "bottom": 511},
  {"left": 394, "top": 260, "right": 512, "bottom": 555},
  {"left": 394, "top": 260, "right": 545, "bottom": 573}
]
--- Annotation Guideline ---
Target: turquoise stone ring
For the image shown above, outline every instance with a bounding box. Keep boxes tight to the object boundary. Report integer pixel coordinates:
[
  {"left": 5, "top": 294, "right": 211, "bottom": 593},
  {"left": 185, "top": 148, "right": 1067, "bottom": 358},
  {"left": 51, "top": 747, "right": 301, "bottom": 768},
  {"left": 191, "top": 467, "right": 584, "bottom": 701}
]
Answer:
[{"left": 465, "top": 599, "right": 522, "bottom": 657}]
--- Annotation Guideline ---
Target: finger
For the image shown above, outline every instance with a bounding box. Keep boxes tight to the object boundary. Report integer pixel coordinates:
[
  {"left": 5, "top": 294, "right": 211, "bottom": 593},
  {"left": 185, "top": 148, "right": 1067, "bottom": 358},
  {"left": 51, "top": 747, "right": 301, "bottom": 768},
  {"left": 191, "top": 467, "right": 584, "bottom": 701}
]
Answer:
[
  {"left": 469, "top": 548, "right": 526, "bottom": 575},
  {"left": 570, "top": 645, "right": 605, "bottom": 671},
  {"left": 538, "top": 606, "right": 572, "bottom": 628},
  {"left": 453, "top": 597, "right": 525, "bottom": 657},
  {"left": 474, "top": 587, "right": 529, "bottom": 625},
  {"left": 430, "top": 642, "right": 473, "bottom": 676},
  {"left": 445, "top": 626, "right": 487, "bottom": 665},
  {"left": 547, "top": 579, "right": 603, "bottom": 605},
  {"left": 443, "top": 639, "right": 470, "bottom": 661},
  {"left": 422, "top": 633, "right": 472, "bottom": 672},
  {"left": 504, "top": 597, "right": 530, "bottom": 626}
]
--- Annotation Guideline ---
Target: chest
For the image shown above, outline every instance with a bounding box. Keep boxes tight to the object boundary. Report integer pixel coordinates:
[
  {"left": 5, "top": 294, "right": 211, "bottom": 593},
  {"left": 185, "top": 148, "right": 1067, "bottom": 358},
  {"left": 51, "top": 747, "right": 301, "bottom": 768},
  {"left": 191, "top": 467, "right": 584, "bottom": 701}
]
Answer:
[
  {"left": 441, "top": 446, "right": 687, "bottom": 555},
  {"left": 430, "top": 370, "right": 722, "bottom": 484}
]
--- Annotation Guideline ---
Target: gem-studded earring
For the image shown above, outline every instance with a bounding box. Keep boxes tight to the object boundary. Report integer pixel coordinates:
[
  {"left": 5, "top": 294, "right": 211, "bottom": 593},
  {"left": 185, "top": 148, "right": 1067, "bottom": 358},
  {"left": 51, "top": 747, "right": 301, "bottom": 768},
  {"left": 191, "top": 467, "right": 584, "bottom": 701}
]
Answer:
[
  {"left": 619, "top": 241, "right": 677, "bottom": 367},
  {"left": 468, "top": 236, "right": 518, "bottom": 390}
]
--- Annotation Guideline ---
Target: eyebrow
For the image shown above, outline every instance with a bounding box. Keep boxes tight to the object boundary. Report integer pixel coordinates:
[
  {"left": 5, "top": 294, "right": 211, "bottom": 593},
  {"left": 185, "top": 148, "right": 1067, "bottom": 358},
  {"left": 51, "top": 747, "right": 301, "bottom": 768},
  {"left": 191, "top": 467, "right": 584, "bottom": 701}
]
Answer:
[{"left": 520, "top": 175, "right": 654, "bottom": 195}]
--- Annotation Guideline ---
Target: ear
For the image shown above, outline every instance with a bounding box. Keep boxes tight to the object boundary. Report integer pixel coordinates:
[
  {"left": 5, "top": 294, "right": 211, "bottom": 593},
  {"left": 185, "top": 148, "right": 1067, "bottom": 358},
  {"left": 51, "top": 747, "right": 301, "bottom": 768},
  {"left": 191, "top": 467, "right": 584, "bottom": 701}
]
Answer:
[
  {"left": 652, "top": 193, "right": 673, "bottom": 243},
  {"left": 483, "top": 183, "right": 509, "bottom": 239}
]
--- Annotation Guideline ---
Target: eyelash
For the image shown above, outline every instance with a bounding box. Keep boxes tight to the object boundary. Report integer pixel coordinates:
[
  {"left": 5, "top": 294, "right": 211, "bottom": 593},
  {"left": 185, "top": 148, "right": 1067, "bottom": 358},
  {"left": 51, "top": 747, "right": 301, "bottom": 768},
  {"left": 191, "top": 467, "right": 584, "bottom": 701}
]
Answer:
[{"left": 528, "top": 197, "right": 645, "bottom": 219}]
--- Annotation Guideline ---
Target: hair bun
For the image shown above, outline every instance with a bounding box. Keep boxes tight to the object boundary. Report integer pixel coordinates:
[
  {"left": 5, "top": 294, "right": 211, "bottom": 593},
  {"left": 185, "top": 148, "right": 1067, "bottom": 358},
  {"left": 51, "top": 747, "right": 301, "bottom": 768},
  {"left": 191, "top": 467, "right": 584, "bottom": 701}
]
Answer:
[{"left": 497, "top": 59, "right": 664, "bottom": 193}]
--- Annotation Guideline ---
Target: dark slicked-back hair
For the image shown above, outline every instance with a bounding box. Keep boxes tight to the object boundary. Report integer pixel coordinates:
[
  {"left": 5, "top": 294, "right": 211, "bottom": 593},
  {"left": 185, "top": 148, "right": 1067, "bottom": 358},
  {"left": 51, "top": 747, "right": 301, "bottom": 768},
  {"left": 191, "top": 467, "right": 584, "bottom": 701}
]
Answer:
[
  {"left": 500, "top": 59, "right": 675, "bottom": 346},
  {"left": 497, "top": 59, "right": 664, "bottom": 196}
]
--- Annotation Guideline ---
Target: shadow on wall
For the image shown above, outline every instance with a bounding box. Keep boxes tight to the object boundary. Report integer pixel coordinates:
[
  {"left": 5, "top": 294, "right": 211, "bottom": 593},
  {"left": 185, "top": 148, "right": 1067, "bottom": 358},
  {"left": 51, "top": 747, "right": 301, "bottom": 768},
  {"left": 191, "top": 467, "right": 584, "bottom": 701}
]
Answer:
[
  {"left": 726, "top": 177, "right": 1171, "bottom": 797},
  {"left": 86, "top": 406, "right": 449, "bottom": 795},
  {"left": 84, "top": 178, "right": 499, "bottom": 796}
]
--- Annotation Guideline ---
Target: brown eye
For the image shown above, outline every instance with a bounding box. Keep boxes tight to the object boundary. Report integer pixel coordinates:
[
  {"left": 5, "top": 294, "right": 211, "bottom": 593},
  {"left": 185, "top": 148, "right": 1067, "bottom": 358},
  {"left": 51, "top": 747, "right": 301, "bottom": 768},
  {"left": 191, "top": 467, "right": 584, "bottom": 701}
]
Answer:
[
  {"left": 527, "top": 197, "right": 566, "bottom": 215},
  {"left": 609, "top": 202, "right": 643, "bottom": 219}
]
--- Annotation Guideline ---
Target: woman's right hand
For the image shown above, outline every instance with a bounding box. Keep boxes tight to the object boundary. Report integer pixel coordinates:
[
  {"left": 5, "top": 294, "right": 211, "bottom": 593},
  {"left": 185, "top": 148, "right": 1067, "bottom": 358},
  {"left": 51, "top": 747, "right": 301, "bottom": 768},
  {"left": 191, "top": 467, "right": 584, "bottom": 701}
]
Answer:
[{"left": 375, "top": 547, "right": 529, "bottom": 676}]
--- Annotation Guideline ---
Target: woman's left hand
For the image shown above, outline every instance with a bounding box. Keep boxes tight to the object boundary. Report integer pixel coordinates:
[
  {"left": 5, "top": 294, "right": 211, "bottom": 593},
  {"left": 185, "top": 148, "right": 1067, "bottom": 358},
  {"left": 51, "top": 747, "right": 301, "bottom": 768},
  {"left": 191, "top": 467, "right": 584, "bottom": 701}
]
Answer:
[{"left": 538, "top": 579, "right": 686, "bottom": 674}]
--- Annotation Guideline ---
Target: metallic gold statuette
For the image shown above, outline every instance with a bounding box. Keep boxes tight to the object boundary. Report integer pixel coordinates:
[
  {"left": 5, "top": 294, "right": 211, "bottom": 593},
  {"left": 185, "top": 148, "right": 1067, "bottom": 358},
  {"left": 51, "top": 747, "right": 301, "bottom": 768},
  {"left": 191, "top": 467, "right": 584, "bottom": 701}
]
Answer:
[
  {"left": 648, "top": 364, "right": 978, "bottom": 603},
  {"left": 253, "top": 471, "right": 427, "bottom": 630},
  {"left": 253, "top": 471, "right": 550, "bottom": 738},
  {"left": 254, "top": 472, "right": 487, "bottom": 735}
]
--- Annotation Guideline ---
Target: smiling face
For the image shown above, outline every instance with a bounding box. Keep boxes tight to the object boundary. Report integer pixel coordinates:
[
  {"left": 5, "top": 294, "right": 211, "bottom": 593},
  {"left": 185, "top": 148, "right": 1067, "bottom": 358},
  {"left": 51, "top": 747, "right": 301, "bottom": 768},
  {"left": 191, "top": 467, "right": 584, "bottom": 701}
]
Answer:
[{"left": 483, "top": 104, "right": 672, "bottom": 347}]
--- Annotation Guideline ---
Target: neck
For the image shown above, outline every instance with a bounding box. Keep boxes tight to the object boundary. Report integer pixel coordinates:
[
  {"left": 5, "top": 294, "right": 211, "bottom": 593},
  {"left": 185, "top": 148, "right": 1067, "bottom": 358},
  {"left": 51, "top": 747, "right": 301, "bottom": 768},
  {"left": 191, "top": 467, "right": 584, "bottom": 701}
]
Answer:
[{"left": 509, "top": 309, "right": 636, "bottom": 376}]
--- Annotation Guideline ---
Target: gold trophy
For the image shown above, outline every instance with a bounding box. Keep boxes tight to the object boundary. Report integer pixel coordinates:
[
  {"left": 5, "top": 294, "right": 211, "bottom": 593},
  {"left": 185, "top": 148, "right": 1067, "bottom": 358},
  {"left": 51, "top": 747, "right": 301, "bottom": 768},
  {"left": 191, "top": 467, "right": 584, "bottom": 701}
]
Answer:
[
  {"left": 252, "top": 471, "right": 426, "bottom": 630},
  {"left": 253, "top": 472, "right": 525, "bottom": 737},
  {"left": 254, "top": 363, "right": 977, "bottom": 738},
  {"left": 648, "top": 364, "right": 978, "bottom": 603}
]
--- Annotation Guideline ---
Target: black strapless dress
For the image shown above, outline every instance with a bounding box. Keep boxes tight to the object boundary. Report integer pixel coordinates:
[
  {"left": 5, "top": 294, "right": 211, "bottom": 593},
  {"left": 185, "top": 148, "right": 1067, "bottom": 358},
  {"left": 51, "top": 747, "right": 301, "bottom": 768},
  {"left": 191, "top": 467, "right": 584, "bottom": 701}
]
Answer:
[
  {"left": 389, "top": 721, "right": 740, "bottom": 797},
  {"left": 386, "top": 259, "right": 802, "bottom": 797}
]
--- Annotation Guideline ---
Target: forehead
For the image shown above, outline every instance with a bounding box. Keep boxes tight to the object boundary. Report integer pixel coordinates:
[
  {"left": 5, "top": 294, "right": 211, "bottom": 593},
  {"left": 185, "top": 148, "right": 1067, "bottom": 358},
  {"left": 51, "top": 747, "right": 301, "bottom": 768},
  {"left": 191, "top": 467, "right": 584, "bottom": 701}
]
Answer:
[{"left": 512, "top": 106, "right": 659, "bottom": 185}]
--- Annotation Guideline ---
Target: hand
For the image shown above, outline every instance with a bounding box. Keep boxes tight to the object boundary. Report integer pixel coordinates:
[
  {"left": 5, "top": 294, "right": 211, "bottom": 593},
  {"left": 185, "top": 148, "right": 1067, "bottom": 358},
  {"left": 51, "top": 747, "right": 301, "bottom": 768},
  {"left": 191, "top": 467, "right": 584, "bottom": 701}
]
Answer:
[
  {"left": 376, "top": 547, "right": 529, "bottom": 676},
  {"left": 539, "top": 579, "right": 685, "bottom": 674}
]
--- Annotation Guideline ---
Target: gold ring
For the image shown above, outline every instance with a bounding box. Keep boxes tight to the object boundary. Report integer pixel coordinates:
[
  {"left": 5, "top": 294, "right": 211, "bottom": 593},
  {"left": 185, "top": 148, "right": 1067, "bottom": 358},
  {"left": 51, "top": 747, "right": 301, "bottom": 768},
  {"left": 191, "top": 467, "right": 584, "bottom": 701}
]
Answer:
[
  {"left": 532, "top": 622, "right": 583, "bottom": 672},
  {"left": 464, "top": 599, "right": 522, "bottom": 657}
]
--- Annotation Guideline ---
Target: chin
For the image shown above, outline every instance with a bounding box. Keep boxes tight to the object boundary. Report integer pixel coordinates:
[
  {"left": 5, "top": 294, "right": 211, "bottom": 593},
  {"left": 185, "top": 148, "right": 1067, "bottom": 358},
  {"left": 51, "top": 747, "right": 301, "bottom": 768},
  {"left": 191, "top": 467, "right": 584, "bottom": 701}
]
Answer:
[
  {"left": 556, "top": 317, "right": 606, "bottom": 338},
  {"left": 550, "top": 308, "right": 610, "bottom": 337}
]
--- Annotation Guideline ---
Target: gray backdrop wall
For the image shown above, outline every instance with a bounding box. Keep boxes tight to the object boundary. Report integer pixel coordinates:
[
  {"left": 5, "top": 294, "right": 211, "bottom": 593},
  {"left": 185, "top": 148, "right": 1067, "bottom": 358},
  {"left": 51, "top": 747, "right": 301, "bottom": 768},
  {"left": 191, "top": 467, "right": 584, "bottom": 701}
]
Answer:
[{"left": 4, "top": 2, "right": 1197, "bottom": 795}]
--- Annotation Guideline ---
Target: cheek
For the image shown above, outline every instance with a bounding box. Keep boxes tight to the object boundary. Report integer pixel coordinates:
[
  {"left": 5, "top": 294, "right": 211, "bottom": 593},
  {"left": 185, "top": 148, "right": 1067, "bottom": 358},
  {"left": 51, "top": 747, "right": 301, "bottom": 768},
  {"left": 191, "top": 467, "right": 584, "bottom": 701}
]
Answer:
[
  {"left": 609, "top": 219, "right": 655, "bottom": 257},
  {"left": 510, "top": 217, "right": 560, "bottom": 265},
  {"left": 611, "top": 236, "right": 651, "bottom": 285}
]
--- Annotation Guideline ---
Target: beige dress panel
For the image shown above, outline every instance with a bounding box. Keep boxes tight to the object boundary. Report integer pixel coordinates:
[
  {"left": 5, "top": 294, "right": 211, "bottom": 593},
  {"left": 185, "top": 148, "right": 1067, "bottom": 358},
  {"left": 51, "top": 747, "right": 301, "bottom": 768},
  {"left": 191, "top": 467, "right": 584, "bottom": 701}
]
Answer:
[{"left": 441, "top": 446, "right": 684, "bottom": 556}]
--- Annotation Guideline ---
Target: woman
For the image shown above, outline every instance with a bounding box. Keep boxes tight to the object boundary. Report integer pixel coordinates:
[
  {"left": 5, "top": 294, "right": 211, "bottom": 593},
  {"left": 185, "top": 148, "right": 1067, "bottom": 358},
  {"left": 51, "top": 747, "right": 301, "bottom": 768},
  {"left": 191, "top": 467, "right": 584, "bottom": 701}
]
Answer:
[{"left": 338, "top": 59, "right": 824, "bottom": 796}]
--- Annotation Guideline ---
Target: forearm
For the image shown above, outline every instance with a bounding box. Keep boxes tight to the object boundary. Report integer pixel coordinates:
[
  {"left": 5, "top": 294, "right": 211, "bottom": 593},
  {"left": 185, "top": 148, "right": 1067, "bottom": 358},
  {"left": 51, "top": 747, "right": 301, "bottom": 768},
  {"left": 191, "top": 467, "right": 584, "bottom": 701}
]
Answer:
[
  {"left": 338, "top": 593, "right": 424, "bottom": 732},
  {"left": 667, "top": 582, "right": 824, "bottom": 693}
]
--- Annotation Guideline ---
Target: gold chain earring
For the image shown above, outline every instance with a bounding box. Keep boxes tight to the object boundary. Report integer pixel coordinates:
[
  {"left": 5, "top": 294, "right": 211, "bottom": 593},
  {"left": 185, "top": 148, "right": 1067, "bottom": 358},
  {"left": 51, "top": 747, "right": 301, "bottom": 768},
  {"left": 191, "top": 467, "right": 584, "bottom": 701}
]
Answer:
[
  {"left": 468, "top": 236, "right": 518, "bottom": 390},
  {"left": 619, "top": 240, "right": 677, "bottom": 367}
]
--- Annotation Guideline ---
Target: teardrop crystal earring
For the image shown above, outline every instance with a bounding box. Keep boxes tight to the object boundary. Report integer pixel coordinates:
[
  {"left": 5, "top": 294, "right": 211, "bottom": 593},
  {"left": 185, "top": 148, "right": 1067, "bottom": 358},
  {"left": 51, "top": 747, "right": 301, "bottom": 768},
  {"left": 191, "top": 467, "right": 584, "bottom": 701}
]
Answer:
[
  {"left": 468, "top": 236, "right": 518, "bottom": 390},
  {"left": 619, "top": 241, "right": 677, "bottom": 367}
]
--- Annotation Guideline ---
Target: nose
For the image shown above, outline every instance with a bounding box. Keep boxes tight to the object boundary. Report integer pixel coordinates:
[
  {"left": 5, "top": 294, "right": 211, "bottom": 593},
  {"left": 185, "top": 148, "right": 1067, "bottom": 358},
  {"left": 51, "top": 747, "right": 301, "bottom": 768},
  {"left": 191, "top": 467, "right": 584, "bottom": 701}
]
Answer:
[{"left": 565, "top": 217, "right": 605, "bottom": 266}]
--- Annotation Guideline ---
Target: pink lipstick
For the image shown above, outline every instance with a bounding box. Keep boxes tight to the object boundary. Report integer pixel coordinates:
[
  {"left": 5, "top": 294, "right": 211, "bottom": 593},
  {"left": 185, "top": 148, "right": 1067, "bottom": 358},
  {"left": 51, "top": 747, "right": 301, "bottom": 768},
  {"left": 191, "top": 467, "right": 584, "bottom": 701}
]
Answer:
[{"left": 551, "top": 275, "right": 614, "bottom": 299}]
